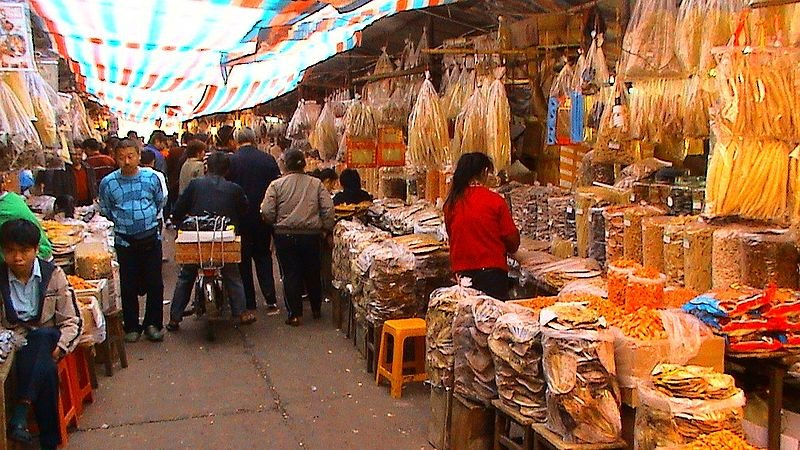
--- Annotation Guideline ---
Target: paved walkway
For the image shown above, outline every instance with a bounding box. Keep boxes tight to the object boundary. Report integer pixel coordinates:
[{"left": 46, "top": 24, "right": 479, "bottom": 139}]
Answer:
[{"left": 69, "top": 238, "right": 432, "bottom": 449}]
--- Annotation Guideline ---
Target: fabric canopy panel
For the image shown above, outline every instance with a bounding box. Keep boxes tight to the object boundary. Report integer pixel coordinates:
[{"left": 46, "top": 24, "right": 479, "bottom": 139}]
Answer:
[{"left": 31, "top": 0, "right": 454, "bottom": 121}]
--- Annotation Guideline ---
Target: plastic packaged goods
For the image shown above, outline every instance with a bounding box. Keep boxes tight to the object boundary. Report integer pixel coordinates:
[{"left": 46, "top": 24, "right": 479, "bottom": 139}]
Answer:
[
  {"left": 624, "top": 206, "right": 665, "bottom": 263},
  {"left": 711, "top": 227, "right": 746, "bottom": 289},
  {"left": 791, "top": 4, "right": 800, "bottom": 46},
  {"left": 634, "top": 383, "right": 745, "bottom": 450},
  {"left": 712, "top": 47, "right": 800, "bottom": 143},
  {"left": 679, "top": 430, "right": 758, "bottom": 450},
  {"left": 607, "top": 260, "right": 641, "bottom": 306},
  {"left": 675, "top": 0, "right": 704, "bottom": 74},
  {"left": 364, "top": 49, "right": 394, "bottom": 109},
  {"left": 668, "top": 185, "right": 694, "bottom": 216},
  {"left": 589, "top": 207, "right": 607, "bottom": 267},
  {"left": 663, "top": 221, "right": 691, "bottom": 287},
  {"left": 286, "top": 100, "right": 321, "bottom": 140},
  {"left": 625, "top": 267, "right": 667, "bottom": 311},
  {"left": 76, "top": 296, "right": 106, "bottom": 345},
  {"left": 408, "top": 78, "right": 450, "bottom": 171},
  {"left": 486, "top": 70, "right": 511, "bottom": 169},
  {"left": 361, "top": 241, "right": 417, "bottom": 323},
  {"left": 488, "top": 312, "right": 546, "bottom": 421},
  {"left": 24, "top": 72, "right": 59, "bottom": 148},
  {"left": 621, "top": 0, "right": 683, "bottom": 79},
  {"left": 642, "top": 216, "right": 677, "bottom": 271},
  {"left": 541, "top": 326, "right": 621, "bottom": 444},
  {"left": 309, "top": 102, "right": 338, "bottom": 161},
  {"left": 426, "top": 284, "right": 484, "bottom": 389},
  {"left": 603, "top": 206, "right": 630, "bottom": 266},
  {"left": 453, "top": 297, "right": 523, "bottom": 403},
  {"left": 705, "top": 138, "right": 791, "bottom": 222},
  {"left": 444, "top": 67, "right": 474, "bottom": 120},
  {"left": 580, "top": 36, "right": 610, "bottom": 96},
  {"left": 684, "top": 223, "right": 715, "bottom": 293},
  {"left": 2, "top": 72, "right": 35, "bottom": 120},
  {"left": 627, "top": 79, "right": 689, "bottom": 142},
  {"left": 452, "top": 87, "right": 486, "bottom": 159},
  {"left": 546, "top": 63, "right": 575, "bottom": 146},
  {"left": 739, "top": 230, "right": 799, "bottom": 289},
  {"left": 0, "top": 80, "right": 43, "bottom": 166},
  {"left": 378, "top": 167, "right": 407, "bottom": 200}
]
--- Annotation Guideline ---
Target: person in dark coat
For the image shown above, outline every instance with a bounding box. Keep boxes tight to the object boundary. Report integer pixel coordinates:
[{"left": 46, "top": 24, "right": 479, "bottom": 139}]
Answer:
[
  {"left": 227, "top": 127, "right": 281, "bottom": 322},
  {"left": 332, "top": 169, "right": 373, "bottom": 206}
]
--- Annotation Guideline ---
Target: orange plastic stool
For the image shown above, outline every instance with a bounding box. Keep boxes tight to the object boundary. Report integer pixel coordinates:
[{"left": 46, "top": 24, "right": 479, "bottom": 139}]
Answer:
[
  {"left": 67, "top": 348, "right": 94, "bottom": 418},
  {"left": 375, "top": 318, "right": 427, "bottom": 399}
]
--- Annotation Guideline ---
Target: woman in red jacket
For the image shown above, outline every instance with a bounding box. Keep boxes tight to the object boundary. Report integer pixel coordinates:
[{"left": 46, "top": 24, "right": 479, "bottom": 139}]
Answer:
[{"left": 444, "top": 153, "right": 520, "bottom": 300}]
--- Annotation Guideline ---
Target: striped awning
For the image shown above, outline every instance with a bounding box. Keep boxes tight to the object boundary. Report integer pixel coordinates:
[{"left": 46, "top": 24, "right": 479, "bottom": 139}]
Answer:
[{"left": 31, "top": 0, "right": 455, "bottom": 121}]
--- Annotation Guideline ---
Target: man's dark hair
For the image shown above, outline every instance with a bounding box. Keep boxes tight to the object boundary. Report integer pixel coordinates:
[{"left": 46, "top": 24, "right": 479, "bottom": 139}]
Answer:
[
  {"left": 207, "top": 152, "right": 230, "bottom": 176},
  {"left": 339, "top": 168, "right": 362, "bottom": 191},
  {"left": 0, "top": 219, "right": 40, "bottom": 250},
  {"left": 187, "top": 140, "right": 207, "bottom": 159},
  {"left": 319, "top": 168, "right": 337, "bottom": 182},
  {"left": 148, "top": 130, "right": 167, "bottom": 145},
  {"left": 140, "top": 149, "right": 157, "bottom": 166},
  {"left": 82, "top": 138, "right": 103, "bottom": 154},
  {"left": 126, "top": 130, "right": 138, "bottom": 139}
]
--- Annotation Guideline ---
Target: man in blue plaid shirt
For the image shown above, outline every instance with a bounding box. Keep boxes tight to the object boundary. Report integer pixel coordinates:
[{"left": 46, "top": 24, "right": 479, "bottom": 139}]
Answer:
[{"left": 99, "top": 139, "right": 166, "bottom": 343}]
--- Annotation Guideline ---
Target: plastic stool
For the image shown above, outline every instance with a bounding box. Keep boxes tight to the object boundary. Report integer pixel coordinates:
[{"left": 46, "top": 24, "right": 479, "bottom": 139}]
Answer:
[
  {"left": 67, "top": 348, "right": 94, "bottom": 418},
  {"left": 56, "top": 357, "right": 78, "bottom": 447},
  {"left": 375, "top": 318, "right": 427, "bottom": 398}
]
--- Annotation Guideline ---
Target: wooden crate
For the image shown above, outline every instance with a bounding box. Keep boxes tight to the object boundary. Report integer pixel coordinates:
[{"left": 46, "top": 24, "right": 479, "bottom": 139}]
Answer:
[
  {"left": 451, "top": 393, "right": 494, "bottom": 450},
  {"left": 174, "top": 238, "right": 241, "bottom": 265},
  {"left": 429, "top": 386, "right": 453, "bottom": 450}
]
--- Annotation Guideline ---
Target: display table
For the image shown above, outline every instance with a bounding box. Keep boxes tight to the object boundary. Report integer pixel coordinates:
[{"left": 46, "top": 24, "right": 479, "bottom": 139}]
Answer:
[
  {"left": 530, "top": 424, "right": 626, "bottom": 450},
  {"left": 726, "top": 351, "right": 798, "bottom": 450},
  {"left": 492, "top": 399, "right": 535, "bottom": 450}
]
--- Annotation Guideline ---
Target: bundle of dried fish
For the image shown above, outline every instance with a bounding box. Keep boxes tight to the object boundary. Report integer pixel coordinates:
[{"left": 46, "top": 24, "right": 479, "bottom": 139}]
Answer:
[
  {"left": 489, "top": 312, "right": 546, "bottom": 421},
  {"left": 652, "top": 364, "right": 738, "bottom": 400},
  {"left": 547, "top": 196, "right": 576, "bottom": 242},
  {"left": 331, "top": 220, "right": 389, "bottom": 290},
  {"left": 454, "top": 297, "right": 523, "bottom": 403},
  {"left": 516, "top": 257, "right": 603, "bottom": 292},
  {"left": 426, "top": 284, "right": 483, "bottom": 388},
  {"left": 344, "top": 101, "right": 378, "bottom": 140},
  {"left": 377, "top": 201, "right": 443, "bottom": 236},
  {"left": 359, "top": 241, "right": 418, "bottom": 323},
  {"left": 635, "top": 375, "right": 746, "bottom": 449},
  {"left": 408, "top": 78, "right": 450, "bottom": 170},
  {"left": 540, "top": 310, "right": 621, "bottom": 444}
]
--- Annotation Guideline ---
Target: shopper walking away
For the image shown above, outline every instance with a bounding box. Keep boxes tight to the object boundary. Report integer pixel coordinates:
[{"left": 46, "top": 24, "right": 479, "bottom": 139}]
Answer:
[
  {"left": 179, "top": 140, "right": 206, "bottom": 194},
  {"left": 99, "top": 139, "right": 166, "bottom": 342},
  {"left": 144, "top": 130, "right": 168, "bottom": 173},
  {"left": 262, "top": 150, "right": 334, "bottom": 326},
  {"left": 168, "top": 152, "right": 250, "bottom": 330},
  {"left": 332, "top": 169, "right": 373, "bottom": 206},
  {"left": 229, "top": 128, "right": 281, "bottom": 320},
  {"left": 444, "top": 152, "right": 520, "bottom": 300},
  {"left": 0, "top": 219, "right": 81, "bottom": 450}
]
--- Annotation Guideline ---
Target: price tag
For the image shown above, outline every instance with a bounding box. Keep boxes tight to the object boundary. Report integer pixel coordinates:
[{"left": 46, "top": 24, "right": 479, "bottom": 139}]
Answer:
[
  {"left": 667, "top": 197, "right": 674, "bottom": 207},
  {"left": 663, "top": 235, "right": 671, "bottom": 244},
  {"left": 624, "top": 219, "right": 631, "bottom": 227},
  {"left": 630, "top": 193, "right": 636, "bottom": 202},
  {"left": 537, "top": 208, "right": 543, "bottom": 214},
  {"left": 683, "top": 239, "right": 690, "bottom": 249},
  {"left": 576, "top": 208, "right": 584, "bottom": 215},
  {"left": 588, "top": 214, "right": 593, "bottom": 223},
  {"left": 567, "top": 207, "right": 574, "bottom": 214},
  {"left": 693, "top": 201, "right": 702, "bottom": 211},
  {"left": 605, "top": 231, "right": 610, "bottom": 239}
]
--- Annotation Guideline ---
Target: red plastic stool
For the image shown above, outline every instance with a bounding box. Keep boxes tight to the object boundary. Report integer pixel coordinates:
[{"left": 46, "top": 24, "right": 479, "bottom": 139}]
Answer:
[
  {"left": 67, "top": 348, "right": 94, "bottom": 418},
  {"left": 56, "top": 356, "right": 78, "bottom": 447}
]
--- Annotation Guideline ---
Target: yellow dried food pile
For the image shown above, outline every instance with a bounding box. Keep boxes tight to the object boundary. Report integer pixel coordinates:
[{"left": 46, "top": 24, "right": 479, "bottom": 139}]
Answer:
[
  {"left": 681, "top": 431, "right": 759, "bottom": 450},
  {"left": 67, "top": 275, "right": 93, "bottom": 291},
  {"left": 588, "top": 297, "right": 667, "bottom": 340},
  {"left": 512, "top": 296, "right": 558, "bottom": 312}
]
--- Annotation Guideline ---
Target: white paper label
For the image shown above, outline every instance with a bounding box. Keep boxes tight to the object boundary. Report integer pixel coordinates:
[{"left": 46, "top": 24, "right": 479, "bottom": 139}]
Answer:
[
  {"left": 663, "top": 235, "right": 671, "bottom": 244},
  {"left": 567, "top": 207, "right": 574, "bottom": 214},
  {"left": 548, "top": 220, "right": 554, "bottom": 226},
  {"left": 683, "top": 239, "right": 690, "bottom": 249},
  {"left": 605, "top": 231, "right": 610, "bottom": 239},
  {"left": 624, "top": 219, "right": 631, "bottom": 227},
  {"left": 588, "top": 214, "right": 593, "bottom": 223},
  {"left": 667, "top": 197, "right": 674, "bottom": 207},
  {"left": 630, "top": 193, "right": 636, "bottom": 202},
  {"left": 538, "top": 208, "right": 543, "bottom": 214},
  {"left": 693, "top": 201, "right": 702, "bottom": 210}
]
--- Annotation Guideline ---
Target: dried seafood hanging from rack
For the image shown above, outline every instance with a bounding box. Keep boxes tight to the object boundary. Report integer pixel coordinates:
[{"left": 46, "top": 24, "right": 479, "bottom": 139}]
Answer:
[
  {"left": 452, "top": 86, "right": 487, "bottom": 160},
  {"left": 0, "top": 80, "right": 43, "bottom": 168},
  {"left": 486, "top": 68, "right": 512, "bottom": 169},
  {"left": 427, "top": 284, "right": 484, "bottom": 389},
  {"left": 621, "top": 0, "right": 683, "bottom": 79},
  {"left": 25, "top": 72, "right": 60, "bottom": 148},
  {"left": 445, "top": 66, "right": 474, "bottom": 120},
  {"left": 286, "top": 99, "right": 321, "bottom": 140},
  {"left": 343, "top": 101, "right": 378, "bottom": 140},
  {"left": 309, "top": 102, "right": 338, "bottom": 161},
  {"left": 489, "top": 312, "right": 546, "bottom": 422},
  {"left": 364, "top": 49, "right": 395, "bottom": 109},
  {"left": 408, "top": 77, "right": 450, "bottom": 170}
]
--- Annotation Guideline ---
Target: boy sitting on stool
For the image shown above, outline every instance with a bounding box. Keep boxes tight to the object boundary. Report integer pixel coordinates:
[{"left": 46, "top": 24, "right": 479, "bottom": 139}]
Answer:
[{"left": 0, "top": 219, "right": 82, "bottom": 449}]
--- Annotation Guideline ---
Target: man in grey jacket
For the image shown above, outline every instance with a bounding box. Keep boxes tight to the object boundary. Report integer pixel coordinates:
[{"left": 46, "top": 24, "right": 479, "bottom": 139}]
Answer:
[{"left": 261, "top": 150, "right": 334, "bottom": 326}]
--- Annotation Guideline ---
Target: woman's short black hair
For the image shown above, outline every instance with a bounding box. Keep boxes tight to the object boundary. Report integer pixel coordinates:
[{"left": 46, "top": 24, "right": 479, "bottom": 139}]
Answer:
[
  {"left": 339, "top": 168, "right": 362, "bottom": 191},
  {"left": 0, "top": 219, "right": 41, "bottom": 250},
  {"left": 319, "top": 168, "right": 337, "bottom": 182}
]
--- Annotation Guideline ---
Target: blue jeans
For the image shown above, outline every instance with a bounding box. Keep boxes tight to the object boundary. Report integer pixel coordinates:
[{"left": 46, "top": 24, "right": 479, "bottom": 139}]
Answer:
[
  {"left": 170, "top": 264, "right": 246, "bottom": 322},
  {"left": 16, "top": 328, "right": 61, "bottom": 447}
]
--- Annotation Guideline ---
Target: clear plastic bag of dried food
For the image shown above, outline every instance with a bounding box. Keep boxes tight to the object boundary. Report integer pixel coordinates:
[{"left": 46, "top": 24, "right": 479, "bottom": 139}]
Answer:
[
  {"left": 286, "top": 99, "right": 321, "bottom": 140},
  {"left": 739, "top": 229, "right": 799, "bottom": 289},
  {"left": 363, "top": 241, "right": 418, "bottom": 323},
  {"left": 634, "top": 385, "right": 745, "bottom": 450},
  {"left": 309, "top": 102, "right": 339, "bottom": 161},
  {"left": 364, "top": 49, "right": 395, "bottom": 109},
  {"left": 620, "top": 0, "right": 683, "bottom": 79},
  {"left": 344, "top": 100, "right": 378, "bottom": 140},
  {"left": 408, "top": 76, "right": 450, "bottom": 170},
  {"left": 657, "top": 309, "right": 708, "bottom": 365}
]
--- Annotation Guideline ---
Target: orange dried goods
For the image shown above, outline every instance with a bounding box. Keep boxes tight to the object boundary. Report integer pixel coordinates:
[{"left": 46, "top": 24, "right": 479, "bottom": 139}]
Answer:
[
  {"left": 682, "top": 430, "right": 758, "bottom": 450},
  {"left": 587, "top": 297, "right": 667, "bottom": 340},
  {"left": 67, "top": 275, "right": 93, "bottom": 290},
  {"left": 625, "top": 269, "right": 666, "bottom": 311},
  {"left": 664, "top": 287, "right": 699, "bottom": 308},
  {"left": 513, "top": 297, "right": 558, "bottom": 311},
  {"left": 634, "top": 266, "right": 661, "bottom": 279},
  {"left": 608, "top": 260, "right": 642, "bottom": 306}
]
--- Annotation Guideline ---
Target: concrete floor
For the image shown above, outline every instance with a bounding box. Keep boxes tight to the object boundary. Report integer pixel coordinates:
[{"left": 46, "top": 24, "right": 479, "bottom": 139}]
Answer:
[{"left": 68, "top": 236, "right": 432, "bottom": 450}]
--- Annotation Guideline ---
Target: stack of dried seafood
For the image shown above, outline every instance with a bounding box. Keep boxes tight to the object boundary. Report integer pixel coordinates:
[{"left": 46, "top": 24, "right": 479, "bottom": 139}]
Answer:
[
  {"left": 547, "top": 196, "right": 576, "bottom": 242},
  {"left": 540, "top": 303, "right": 622, "bottom": 444},
  {"left": 332, "top": 220, "right": 389, "bottom": 291},
  {"left": 376, "top": 201, "right": 443, "bottom": 236},
  {"left": 518, "top": 257, "right": 603, "bottom": 292},
  {"left": 635, "top": 364, "right": 746, "bottom": 450},
  {"left": 489, "top": 312, "right": 546, "bottom": 421},
  {"left": 394, "top": 234, "right": 452, "bottom": 314},
  {"left": 356, "top": 241, "right": 417, "bottom": 323},
  {"left": 426, "top": 285, "right": 483, "bottom": 388},
  {"left": 454, "top": 297, "right": 521, "bottom": 403}
]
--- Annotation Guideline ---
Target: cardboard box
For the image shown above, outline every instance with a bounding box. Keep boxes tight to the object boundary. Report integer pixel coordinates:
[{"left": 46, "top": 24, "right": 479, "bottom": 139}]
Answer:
[
  {"left": 175, "top": 238, "right": 241, "bottom": 264},
  {"left": 74, "top": 279, "right": 116, "bottom": 313},
  {"left": 618, "top": 335, "right": 725, "bottom": 407}
]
